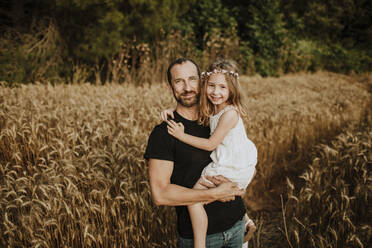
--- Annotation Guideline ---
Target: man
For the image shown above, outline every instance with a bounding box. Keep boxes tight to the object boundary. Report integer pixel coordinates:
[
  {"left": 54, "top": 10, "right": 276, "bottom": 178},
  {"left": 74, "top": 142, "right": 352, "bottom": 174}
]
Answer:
[{"left": 144, "top": 58, "right": 246, "bottom": 247}]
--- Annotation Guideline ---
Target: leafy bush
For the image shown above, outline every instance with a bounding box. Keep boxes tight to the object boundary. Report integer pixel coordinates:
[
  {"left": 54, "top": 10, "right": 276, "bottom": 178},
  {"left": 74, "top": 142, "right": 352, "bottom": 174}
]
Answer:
[
  {"left": 322, "top": 44, "right": 372, "bottom": 73},
  {"left": 0, "top": 21, "right": 64, "bottom": 85}
]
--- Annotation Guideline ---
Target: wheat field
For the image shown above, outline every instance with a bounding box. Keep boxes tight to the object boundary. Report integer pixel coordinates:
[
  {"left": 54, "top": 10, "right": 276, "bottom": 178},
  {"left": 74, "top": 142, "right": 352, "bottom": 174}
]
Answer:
[
  {"left": 0, "top": 72, "right": 371, "bottom": 247},
  {"left": 283, "top": 120, "right": 371, "bottom": 247}
]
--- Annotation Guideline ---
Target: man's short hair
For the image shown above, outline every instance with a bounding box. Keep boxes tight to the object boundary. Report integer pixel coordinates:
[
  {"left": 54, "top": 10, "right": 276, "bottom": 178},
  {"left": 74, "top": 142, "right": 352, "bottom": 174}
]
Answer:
[{"left": 167, "top": 58, "right": 200, "bottom": 85}]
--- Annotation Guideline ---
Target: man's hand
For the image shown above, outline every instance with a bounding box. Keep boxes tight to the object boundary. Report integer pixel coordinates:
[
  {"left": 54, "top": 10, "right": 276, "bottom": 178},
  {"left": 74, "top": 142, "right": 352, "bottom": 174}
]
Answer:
[{"left": 202, "top": 175, "right": 245, "bottom": 203}]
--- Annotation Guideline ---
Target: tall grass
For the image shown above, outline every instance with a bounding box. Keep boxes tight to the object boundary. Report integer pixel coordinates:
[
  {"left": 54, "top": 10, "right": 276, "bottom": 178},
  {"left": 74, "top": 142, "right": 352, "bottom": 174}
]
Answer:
[
  {"left": 241, "top": 73, "right": 370, "bottom": 207},
  {"left": 280, "top": 78, "right": 372, "bottom": 248},
  {"left": 0, "top": 72, "right": 370, "bottom": 247},
  {"left": 283, "top": 121, "right": 371, "bottom": 247}
]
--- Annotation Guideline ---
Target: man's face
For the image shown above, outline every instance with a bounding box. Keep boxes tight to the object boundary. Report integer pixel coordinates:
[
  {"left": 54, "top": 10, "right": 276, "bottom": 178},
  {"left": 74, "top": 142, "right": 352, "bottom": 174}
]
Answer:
[{"left": 169, "top": 61, "right": 200, "bottom": 107}]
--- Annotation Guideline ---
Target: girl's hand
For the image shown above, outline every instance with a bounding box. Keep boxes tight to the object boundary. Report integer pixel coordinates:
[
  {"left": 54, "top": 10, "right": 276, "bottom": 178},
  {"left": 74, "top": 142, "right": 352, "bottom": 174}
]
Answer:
[
  {"left": 160, "top": 108, "right": 174, "bottom": 122},
  {"left": 167, "top": 120, "right": 185, "bottom": 139}
]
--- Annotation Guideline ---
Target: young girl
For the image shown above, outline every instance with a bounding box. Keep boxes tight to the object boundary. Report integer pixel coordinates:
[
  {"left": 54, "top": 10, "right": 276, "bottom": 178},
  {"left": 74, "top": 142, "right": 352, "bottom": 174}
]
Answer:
[{"left": 162, "top": 59, "right": 257, "bottom": 248}]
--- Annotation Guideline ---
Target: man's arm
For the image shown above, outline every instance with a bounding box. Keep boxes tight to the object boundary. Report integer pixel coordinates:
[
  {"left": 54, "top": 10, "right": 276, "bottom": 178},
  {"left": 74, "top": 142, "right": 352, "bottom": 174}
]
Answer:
[{"left": 148, "top": 158, "right": 243, "bottom": 206}]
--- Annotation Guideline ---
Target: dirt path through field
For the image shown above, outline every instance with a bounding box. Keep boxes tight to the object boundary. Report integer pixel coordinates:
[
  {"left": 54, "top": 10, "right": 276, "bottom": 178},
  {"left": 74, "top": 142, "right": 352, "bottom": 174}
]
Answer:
[{"left": 245, "top": 77, "right": 372, "bottom": 248}]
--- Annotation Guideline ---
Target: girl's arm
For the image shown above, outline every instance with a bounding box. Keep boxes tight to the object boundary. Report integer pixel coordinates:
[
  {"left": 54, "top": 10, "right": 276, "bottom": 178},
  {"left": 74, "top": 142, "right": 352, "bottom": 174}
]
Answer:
[
  {"left": 160, "top": 108, "right": 175, "bottom": 121},
  {"left": 167, "top": 109, "right": 239, "bottom": 151}
]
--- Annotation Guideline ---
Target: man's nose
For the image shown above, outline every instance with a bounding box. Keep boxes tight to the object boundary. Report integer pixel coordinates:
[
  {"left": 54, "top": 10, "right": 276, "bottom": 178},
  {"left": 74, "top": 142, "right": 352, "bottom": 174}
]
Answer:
[{"left": 184, "top": 81, "right": 192, "bottom": 91}]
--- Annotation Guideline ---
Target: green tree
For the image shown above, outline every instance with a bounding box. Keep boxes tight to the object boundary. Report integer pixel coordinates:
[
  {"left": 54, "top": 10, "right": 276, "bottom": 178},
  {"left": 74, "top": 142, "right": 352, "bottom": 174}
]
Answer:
[
  {"left": 54, "top": 0, "right": 190, "bottom": 63},
  {"left": 178, "top": 0, "right": 237, "bottom": 49},
  {"left": 283, "top": 0, "right": 372, "bottom": 49},
  {"left": 228, "top": 0, "right": 287, "bottom": 76}
]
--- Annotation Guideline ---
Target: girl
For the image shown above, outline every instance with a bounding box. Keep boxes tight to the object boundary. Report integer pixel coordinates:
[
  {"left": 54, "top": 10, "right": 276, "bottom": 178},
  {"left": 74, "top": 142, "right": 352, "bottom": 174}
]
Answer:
[{"left": 162, "top": 59, "right": 257, "bottom": 248}]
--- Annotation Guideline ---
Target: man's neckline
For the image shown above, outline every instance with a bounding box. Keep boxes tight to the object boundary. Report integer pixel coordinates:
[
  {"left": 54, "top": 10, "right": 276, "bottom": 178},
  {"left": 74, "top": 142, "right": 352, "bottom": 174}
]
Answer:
[{"left": 174, "top": 111, "right": 198, "bottom": 123}]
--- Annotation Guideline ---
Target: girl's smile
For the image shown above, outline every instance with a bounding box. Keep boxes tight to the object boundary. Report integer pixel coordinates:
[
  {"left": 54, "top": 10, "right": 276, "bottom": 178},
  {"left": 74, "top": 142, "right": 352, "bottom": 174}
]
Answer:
[{"left": 206, "top": 73, "right": 230, "bottom": 112}]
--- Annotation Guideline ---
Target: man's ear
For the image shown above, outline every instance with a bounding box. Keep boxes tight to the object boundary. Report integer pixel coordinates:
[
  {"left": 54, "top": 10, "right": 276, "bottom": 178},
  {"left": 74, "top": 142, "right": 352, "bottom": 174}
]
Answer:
[{"left": 166, "top": 83, "right": 172, "bottom": 93}]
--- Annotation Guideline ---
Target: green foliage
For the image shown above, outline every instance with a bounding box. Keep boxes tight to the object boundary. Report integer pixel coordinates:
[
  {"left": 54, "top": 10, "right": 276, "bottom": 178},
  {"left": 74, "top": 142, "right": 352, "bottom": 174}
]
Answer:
[
  {"left": 226, "top": 0, "right": 288, "bottom": 76},
  {"left": 54, "top": 0, "right": 190, "bottom": 63},
  {"left": 0, "top": 37, "right": 24, "bottom": 85},
  {"left": 321, "top": 44, "right": 372, "bottom": 73},
  {"left": 0, "top": 0, "right": 371, "bottom": 84},
  {"left": 238, "top": 41, "right": 254, "bottom": 75},
  {"left": 282, "top": 0, "right": 372, "bottom": 50},
  {"left": 54, "top": 0, "right": 125, "bottom": 62},
  {"left": 178, "top": 0, "right": 237, "bottom": 48},
  {"left": 280, "top": 39, "right": 324, "bottom": 73},
  {"left": 280, "top": 39, "right": 372, "bottom": 74},
  {"left": 247, "top": 0, "right": 287, "bottom": 76},
  {"left": 0, "top": 21, "right": 64, "bottom": 85}
]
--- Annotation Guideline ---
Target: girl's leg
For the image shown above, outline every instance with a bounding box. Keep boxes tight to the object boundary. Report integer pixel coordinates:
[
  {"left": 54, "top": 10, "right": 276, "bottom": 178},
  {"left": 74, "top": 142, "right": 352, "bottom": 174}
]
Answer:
[
  {"left": 188, "top": 178, "right": 208, "bottom": 248},
  {"left": 243, "top": 213, "right": 256, "bottom": 242}
]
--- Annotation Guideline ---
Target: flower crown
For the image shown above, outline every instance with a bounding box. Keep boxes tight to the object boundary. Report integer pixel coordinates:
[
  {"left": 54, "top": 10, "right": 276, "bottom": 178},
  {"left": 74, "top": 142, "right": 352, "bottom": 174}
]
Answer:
[{"left": 201, "top": 69, "right": 239, "bottom": 79}]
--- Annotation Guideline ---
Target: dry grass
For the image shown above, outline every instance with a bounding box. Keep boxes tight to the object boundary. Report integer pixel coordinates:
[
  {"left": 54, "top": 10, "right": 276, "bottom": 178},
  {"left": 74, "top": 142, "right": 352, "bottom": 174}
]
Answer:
[
  {"left": 283, "top": 120, "right": 371, "bottom": 248},
  {"left": 241, "top": 72, "right": 370, "bottom": 207},
  {"left": 0, "top": 72, "right": 370, "bottom": 247}
]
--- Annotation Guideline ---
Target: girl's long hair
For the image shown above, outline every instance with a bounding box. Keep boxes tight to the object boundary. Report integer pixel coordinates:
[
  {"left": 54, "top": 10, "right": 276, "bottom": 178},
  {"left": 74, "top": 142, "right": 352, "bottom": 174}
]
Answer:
[{"left": 199, "top": 59, "right": 248, "bottom": 126}]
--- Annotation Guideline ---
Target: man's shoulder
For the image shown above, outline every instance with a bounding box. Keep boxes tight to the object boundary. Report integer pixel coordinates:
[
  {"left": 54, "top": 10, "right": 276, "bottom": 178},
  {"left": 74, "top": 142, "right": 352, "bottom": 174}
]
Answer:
[
  {"left": 144, "top": 121, "right": 175, "bottom": 161},
  {"left": 149, "top": 121, "right": 168, "bottom": 136},
  {"left": 147, "top": 121, "right": 175, "bottom": 145}
]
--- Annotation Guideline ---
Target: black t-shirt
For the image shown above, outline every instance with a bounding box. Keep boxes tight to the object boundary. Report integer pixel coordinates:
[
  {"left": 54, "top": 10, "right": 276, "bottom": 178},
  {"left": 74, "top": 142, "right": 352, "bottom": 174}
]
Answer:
[{"left": 144, "top": 111, "right": 245, "bottom": 238}]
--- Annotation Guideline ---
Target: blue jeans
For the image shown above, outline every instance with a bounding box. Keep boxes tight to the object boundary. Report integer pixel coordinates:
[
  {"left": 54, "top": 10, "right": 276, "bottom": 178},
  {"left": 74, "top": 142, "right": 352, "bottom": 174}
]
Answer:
[{"left": 177, "top": 217, "right": 245, "bottom": 248}]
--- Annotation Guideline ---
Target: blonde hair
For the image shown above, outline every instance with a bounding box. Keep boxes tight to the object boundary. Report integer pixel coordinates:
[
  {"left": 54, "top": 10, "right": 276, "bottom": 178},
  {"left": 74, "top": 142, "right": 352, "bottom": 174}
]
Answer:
[{"left": 199, "top": 59, "right": 247, "bottom": 126}]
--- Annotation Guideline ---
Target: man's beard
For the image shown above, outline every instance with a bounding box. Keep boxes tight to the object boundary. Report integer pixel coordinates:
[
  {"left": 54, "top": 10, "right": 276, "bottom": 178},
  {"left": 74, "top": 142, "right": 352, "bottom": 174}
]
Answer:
[{"left": 174, "top": 90, "right": 200, "bottom": 107}]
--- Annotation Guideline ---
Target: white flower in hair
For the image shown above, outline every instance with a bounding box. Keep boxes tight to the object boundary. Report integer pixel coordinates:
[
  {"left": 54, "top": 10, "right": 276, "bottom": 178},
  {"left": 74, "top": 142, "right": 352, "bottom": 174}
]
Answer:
[{"left": 201, "top": 68, "right": 239, "bottom": 79}]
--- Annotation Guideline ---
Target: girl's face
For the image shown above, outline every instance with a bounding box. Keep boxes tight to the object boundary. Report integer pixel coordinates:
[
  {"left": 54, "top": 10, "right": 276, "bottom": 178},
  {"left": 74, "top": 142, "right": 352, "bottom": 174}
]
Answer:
[{"left": 206, "top": 73, "right": 230, "bottom": 109}]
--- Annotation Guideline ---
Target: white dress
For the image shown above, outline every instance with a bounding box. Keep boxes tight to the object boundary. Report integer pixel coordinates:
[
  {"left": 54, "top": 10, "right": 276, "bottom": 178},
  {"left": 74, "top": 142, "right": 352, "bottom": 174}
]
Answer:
[{"left": 201, "top": 105, "right": 257, "bottom": 189}]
